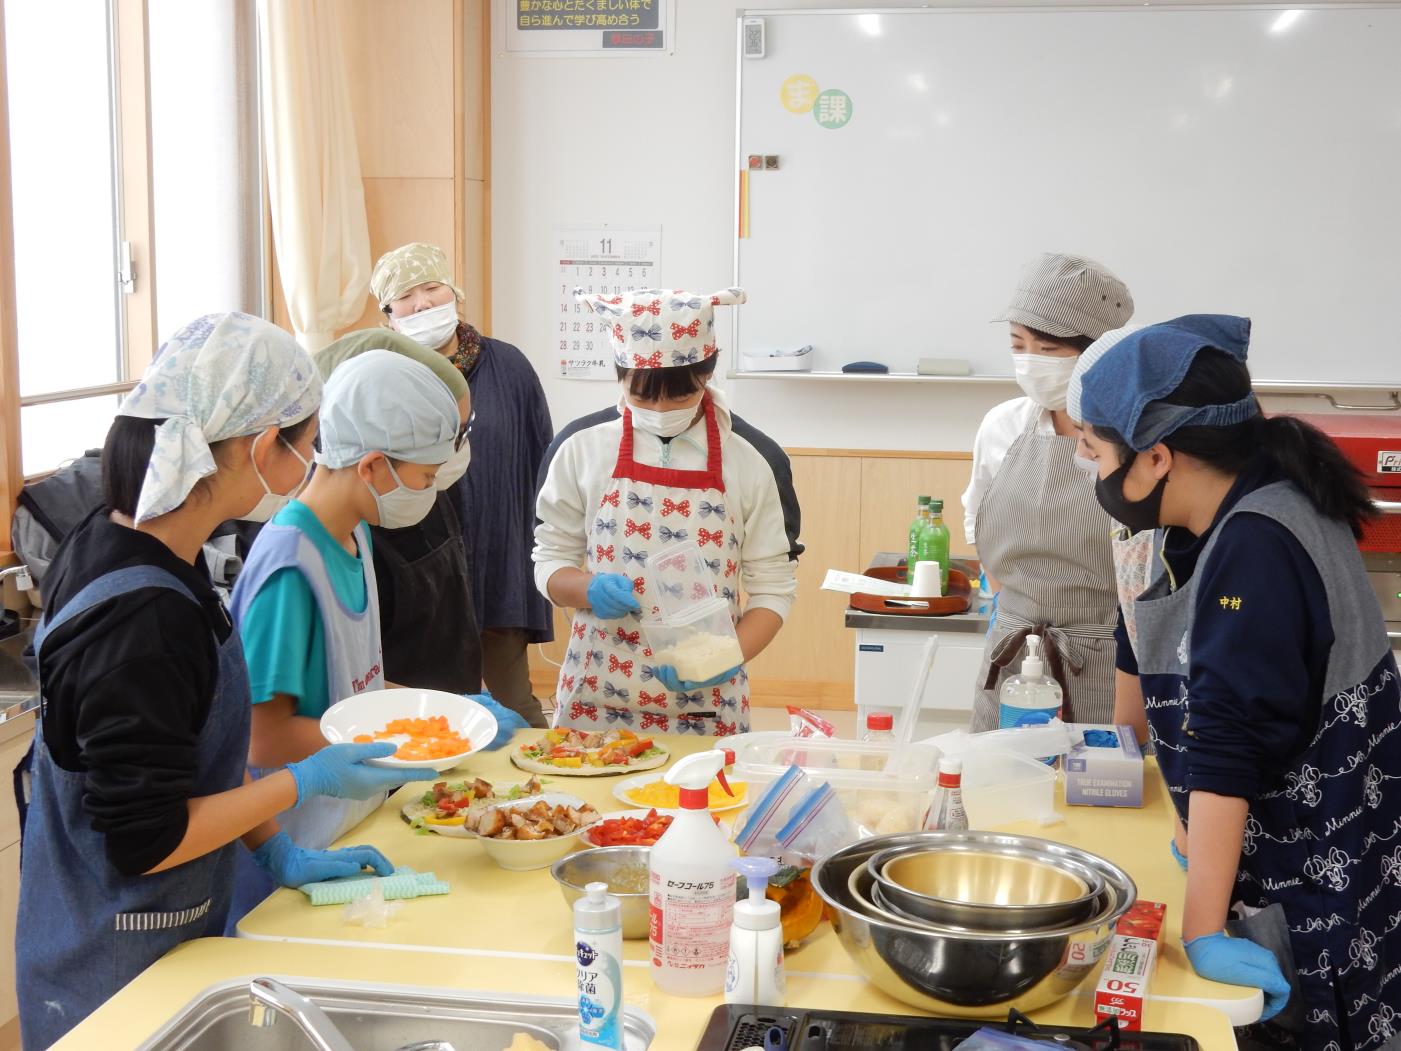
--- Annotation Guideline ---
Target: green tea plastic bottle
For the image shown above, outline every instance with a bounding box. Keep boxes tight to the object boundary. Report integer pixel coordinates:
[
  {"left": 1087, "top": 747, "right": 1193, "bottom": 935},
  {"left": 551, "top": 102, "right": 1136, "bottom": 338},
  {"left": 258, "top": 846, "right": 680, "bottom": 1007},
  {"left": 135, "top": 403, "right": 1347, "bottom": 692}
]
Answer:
[{"left": 918, "top": 499, "right": 952, "bottom": 592}]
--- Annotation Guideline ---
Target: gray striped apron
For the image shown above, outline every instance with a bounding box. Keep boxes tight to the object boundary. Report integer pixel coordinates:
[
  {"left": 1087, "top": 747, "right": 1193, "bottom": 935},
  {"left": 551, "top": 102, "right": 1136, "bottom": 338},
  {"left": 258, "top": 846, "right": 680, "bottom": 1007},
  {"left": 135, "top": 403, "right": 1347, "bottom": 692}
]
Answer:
[{"left": 969, "top": 414, "right": 1119, "bottom": 731}]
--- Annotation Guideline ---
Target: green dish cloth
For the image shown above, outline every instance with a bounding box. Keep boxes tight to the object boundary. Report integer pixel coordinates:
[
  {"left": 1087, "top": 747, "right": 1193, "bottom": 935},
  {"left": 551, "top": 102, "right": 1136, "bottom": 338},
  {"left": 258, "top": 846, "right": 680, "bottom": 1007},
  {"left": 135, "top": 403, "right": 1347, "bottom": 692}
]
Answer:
[{"left": 297, "top": 866, "right": 450, "bottom": 906}]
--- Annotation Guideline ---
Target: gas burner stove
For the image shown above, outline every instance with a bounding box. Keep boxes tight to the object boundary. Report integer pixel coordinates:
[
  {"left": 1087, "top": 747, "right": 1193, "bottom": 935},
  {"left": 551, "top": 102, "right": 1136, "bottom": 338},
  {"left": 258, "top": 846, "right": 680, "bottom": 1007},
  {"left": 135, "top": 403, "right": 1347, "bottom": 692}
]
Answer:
[{"left": 695, "top": 1006, "right": 1202, "bottom": 1051}]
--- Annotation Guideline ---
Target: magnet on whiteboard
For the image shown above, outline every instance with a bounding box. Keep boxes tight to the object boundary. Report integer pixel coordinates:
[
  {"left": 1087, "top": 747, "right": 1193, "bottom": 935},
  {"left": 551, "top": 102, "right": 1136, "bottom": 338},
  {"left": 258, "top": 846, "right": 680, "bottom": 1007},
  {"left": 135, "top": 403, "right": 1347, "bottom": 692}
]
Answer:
[
  {"left": 764, "top": 155, "right": 780, "bottom": 169},
  {"left": 743, "top": 17, "right": 766, "bottom": 58},
  {"left": 748, "top": 155, "right": 764, "bottom": 170}
]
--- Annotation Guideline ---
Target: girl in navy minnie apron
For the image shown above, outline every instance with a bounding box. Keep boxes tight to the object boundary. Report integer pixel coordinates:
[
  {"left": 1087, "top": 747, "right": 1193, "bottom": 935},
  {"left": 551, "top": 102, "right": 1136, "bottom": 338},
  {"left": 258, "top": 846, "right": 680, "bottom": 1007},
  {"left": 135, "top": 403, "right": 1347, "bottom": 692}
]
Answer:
[
  {"left": 1079, "top": 315, "right": 1401, "bottom": 1051},
  {"left": 532, "top": 287, "right": 802, "bottom": 738}
]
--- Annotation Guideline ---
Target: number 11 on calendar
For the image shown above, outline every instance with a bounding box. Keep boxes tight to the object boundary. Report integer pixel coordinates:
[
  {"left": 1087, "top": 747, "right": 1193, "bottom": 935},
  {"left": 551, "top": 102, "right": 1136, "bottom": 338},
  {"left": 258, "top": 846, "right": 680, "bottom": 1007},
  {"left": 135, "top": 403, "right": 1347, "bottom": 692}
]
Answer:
[{"left": 553, "top": 225, "right": 662, "bottom": 381}]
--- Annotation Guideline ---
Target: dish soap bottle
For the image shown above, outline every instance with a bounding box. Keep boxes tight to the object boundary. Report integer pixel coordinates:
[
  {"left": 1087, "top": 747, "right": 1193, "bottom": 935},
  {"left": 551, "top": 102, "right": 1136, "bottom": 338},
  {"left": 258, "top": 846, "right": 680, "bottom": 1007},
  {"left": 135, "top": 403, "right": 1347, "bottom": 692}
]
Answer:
[
  {"left": 575, "top": 881, "right": 623, "bottom": 1050},
  {"left": 998, "top": 633, "right": 1063, "bottom": 733},
  {"left": 726, "top": 856, "right": 785, "bottom": 1006},
  {"left": 649, "top": 750, "right": 737, "bottom": 996},
  {"left": 922, "top": 756, "right": 969, "bottom": 832}
]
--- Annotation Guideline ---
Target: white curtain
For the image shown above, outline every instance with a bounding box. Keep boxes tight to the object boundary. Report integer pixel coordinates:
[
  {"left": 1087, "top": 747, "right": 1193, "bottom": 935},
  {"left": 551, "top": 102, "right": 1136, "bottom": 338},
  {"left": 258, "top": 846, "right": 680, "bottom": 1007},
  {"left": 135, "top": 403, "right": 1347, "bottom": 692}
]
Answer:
[{"left": 258, "top": 0, "right": 370, "bottom": 352}]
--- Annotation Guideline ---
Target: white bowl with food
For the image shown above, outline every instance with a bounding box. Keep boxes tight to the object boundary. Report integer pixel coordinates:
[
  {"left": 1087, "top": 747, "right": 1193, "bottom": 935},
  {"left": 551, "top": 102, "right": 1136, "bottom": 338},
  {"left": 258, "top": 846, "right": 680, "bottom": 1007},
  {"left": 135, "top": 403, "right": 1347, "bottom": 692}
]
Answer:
[
  {"left": 467, "top": 792, "right": 603, "bottom": 871},
  {"left": 401, "top": 776, "right": 545, "bottom": 838},
  {"left": 320, "top": 688, "right": 497, "bottom": 773}
]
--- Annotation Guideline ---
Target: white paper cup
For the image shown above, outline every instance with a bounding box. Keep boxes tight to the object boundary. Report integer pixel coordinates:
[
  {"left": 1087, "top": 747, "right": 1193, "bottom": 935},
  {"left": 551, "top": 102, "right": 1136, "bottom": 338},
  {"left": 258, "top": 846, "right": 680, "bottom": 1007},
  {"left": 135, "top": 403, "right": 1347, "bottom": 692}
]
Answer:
[{"left": 911, "top": 560, "right": 943, "bottom": 598}]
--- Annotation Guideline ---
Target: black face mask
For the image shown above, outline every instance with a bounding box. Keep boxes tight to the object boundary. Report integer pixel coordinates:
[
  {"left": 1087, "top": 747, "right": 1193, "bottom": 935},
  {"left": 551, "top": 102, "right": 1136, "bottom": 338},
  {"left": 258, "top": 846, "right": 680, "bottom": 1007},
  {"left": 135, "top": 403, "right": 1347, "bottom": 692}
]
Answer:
[{"left": 1094, "top": 460, "right": 1167, "bottom": 535}]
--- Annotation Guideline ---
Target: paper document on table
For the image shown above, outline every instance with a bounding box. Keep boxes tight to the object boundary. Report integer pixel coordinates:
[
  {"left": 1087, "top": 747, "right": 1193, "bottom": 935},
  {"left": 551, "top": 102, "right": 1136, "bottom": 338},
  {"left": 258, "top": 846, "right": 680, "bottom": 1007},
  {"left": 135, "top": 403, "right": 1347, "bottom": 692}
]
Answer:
[{"left": 821, "top": 569, "right": 912, "bottom": 597}]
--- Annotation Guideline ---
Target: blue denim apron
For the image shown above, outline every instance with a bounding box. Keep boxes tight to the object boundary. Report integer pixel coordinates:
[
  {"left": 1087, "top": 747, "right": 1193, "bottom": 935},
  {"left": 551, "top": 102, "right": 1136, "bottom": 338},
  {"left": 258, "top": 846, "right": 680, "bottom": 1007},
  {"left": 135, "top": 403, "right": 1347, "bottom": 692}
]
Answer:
[
  {"left": 1135, "top": 482, "right": 1401, "bottom": 1050},
  {"left": 16, "top": 565, "right": 250, "bottom": 1050}
]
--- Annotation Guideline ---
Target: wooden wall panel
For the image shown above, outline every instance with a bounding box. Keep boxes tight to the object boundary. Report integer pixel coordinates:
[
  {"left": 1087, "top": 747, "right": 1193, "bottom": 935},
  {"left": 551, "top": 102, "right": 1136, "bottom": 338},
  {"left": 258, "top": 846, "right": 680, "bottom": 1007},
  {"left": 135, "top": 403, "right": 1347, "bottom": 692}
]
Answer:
[
  {"left": 746, "top": 454, "right": 862, "bottom": 702},
  {"left": 347, "top": 176, "right": 457, "bottom": 332},
  {"left": 340, "top": 0, "right": 455, "bottom": 180},
  {"left": 857, "top": 456, "right": 977, "bottom": 571}
]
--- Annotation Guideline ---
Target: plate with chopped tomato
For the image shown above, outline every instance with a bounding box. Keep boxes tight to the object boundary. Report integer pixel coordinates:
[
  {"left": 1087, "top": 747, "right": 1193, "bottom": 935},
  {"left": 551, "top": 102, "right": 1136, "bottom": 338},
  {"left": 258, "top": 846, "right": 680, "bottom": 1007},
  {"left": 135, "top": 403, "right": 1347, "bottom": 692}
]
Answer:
[
  {"left": 320, "top": 688, "right": 498, "bottom": 772},
  {"left": 509, "top": 727, "right": 669, "bottom": 777}
]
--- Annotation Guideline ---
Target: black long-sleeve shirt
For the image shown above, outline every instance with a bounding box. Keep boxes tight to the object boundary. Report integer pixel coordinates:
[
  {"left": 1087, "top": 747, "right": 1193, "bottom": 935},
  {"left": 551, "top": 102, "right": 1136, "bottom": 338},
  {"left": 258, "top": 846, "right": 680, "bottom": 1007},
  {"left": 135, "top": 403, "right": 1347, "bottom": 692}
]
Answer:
[
  {"left": 38, "top": 509, "right": 232, "bottom": 876},
  {"left": 1115, "top": 470, "right": 1332, "bottom": 798}
]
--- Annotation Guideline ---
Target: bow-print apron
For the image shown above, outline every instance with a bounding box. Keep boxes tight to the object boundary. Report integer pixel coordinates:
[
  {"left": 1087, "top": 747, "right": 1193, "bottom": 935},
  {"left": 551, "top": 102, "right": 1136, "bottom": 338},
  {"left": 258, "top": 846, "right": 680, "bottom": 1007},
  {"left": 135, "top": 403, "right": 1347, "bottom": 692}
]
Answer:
[
  {"left": 969, "top": 415, "right": 1119, "bottom": 732},
  {"left": 554, "top": 395, "right": 750, "bottom": 738}
]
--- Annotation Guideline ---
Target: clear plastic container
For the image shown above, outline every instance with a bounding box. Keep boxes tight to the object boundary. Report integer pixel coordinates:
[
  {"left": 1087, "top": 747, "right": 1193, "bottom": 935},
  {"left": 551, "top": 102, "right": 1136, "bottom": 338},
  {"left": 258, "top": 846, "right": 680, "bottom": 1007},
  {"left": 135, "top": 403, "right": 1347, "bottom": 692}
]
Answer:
[
  {"left": 960, "top": 749, "right": 1057, "bottom": 830},
  {"left": 642, "top": 541, "right": 742, "bottom": 681},
  {"left": 646, "top": 540, "right": 721, "bottom": 620},
  {"left": 732, "top": 736, "right": 940, "bottom": 839},
  {"left": 641, "top": 598, "right": 743, "bottom": 683}
]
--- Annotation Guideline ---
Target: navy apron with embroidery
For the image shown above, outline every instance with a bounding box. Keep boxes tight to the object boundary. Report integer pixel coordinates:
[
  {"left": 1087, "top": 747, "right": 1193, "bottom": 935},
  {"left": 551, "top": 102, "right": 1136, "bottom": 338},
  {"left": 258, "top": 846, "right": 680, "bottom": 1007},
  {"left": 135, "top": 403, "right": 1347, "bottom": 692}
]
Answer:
[
  {"left": 1136, "top": 482, "right": 1401, "bottom": 1051},
  {"left": 16, "top": 566, "right": 250, "bottom": 1050},
  {"left": 554, "top": 395, "right": 750, "bottom": 738}
]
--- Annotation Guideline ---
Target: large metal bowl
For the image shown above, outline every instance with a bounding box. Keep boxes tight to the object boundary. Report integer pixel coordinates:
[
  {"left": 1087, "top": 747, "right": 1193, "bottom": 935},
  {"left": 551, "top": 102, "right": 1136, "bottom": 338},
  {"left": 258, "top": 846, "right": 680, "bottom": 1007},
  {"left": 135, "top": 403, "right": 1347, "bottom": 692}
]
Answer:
[
  {"left": 811, "top": 831, "right": 1135, "bottom": 1017},
  {"left": 869, "top": 841, "right": 1105, "bottom": 930},
  {"left": 551, "top": 846, "right": 651, "bottom": 939}
]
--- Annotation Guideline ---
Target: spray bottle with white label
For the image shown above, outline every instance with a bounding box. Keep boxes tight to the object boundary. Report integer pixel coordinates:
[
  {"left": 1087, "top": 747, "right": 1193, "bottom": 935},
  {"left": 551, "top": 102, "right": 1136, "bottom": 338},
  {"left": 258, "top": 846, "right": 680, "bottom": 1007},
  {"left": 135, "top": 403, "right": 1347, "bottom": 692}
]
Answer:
[{"left": 649, "top": 750, "right": 736, "bottom": 996}]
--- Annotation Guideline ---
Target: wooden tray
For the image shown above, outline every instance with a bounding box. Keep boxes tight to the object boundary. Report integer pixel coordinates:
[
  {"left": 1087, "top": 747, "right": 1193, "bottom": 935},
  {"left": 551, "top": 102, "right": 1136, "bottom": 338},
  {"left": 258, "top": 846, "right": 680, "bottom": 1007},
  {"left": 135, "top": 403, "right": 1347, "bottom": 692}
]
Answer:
[{"left": 849, "top": 565, "right": 972, "bottom": 617}]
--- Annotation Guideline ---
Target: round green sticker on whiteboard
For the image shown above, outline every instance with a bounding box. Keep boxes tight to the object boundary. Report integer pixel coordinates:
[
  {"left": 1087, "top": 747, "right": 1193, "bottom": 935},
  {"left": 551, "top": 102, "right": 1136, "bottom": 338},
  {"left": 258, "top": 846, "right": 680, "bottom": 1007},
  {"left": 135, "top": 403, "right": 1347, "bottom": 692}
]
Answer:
[
  {"left": 781, "top": 74, "right": 820, "bottom": 114},
  {"left": 814, "top": 89, "right": 853, "bottom": 129}
]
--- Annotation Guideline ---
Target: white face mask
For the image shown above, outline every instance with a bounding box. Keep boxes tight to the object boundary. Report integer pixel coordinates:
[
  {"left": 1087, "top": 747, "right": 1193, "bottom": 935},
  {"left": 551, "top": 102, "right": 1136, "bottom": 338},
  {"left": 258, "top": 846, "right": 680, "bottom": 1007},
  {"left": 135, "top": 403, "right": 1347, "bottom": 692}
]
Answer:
[
  {"left": 1013, "top": 353, "right": 1080, "bottom": 411},
  {"left": 368, "top": 458, "right": 439, "bottom": 529},
  {"left": 434, "top": 438, "right": 471, "bottom": 491},
  {"left": 243, "top": 431, "right": 311, "bottom": 523},
  {"left": 394, "top": 300, "right": 458, "bottom": 350},
  {"left": 1072, "top": 452, "right": 1099, "bottom": 476},
  {"left": 622, "top": 388, "right": 703, "bottom": 439}
]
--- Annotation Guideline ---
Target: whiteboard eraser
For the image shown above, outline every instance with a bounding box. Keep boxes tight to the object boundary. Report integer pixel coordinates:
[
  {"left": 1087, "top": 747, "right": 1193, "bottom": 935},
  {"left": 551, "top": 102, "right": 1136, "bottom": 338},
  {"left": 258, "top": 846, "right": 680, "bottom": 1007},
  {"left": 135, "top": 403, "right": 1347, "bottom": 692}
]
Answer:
[{"left": 917, "top": 357, "right": 972, "bottom": 376}]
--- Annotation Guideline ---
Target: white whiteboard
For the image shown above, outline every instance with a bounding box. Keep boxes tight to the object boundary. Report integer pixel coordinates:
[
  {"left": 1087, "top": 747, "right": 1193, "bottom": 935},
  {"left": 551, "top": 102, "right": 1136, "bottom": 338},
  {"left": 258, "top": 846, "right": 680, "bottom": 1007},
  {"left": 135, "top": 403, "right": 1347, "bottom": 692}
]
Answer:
[{"left": 734, "top": 5, "right": 1401, "bottom": 387}]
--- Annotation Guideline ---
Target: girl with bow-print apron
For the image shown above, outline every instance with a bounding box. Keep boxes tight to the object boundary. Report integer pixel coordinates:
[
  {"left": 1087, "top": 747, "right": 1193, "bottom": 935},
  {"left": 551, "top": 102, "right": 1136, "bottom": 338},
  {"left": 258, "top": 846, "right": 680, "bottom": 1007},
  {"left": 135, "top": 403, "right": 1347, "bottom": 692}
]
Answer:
[{"left": 533, "top": 287, "right": 802, "bottom": 739}]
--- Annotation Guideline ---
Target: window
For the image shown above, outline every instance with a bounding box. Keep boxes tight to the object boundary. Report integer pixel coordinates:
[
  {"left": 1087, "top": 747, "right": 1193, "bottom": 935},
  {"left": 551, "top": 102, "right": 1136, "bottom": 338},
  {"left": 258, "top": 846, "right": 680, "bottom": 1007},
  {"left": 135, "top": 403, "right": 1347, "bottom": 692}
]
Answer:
[
  {"left": 148, "top": 0, "right": 263, "bottom": 346},
  {"left": 5, "top": 0, "right": 123, "bottom": 475},
  {"left": 3, "top": 0, "right": 261, "bottom": 478}
]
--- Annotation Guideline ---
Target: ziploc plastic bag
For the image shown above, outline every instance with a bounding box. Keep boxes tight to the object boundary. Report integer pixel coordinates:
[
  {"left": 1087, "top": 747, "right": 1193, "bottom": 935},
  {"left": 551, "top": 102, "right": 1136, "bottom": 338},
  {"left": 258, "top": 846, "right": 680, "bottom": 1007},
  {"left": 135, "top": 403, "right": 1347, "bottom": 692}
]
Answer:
[
  {"left": 735, "top": 763, "right": 812, "bottom": 857},
  {"left": 786, "top": 706, "right": 836, "bottom": 739},
  {"left": 776, "top": 782, "right": 857, "bottom": 868}
]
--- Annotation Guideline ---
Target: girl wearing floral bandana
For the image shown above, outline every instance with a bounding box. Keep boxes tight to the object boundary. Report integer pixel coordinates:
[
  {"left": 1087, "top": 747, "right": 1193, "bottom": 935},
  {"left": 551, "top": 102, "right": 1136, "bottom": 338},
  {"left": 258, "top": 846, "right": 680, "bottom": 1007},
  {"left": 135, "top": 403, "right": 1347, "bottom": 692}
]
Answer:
[{"left": 532, "top": 287, "right": 802, "bottom": 737}]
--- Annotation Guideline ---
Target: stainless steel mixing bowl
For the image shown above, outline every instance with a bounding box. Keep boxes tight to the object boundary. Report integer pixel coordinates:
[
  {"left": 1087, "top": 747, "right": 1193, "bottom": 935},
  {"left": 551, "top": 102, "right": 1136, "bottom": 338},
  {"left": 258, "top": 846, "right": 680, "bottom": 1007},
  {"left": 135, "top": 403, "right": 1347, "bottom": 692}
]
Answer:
[
  {"left": 868, "top": 840, "right": 1105, "bottom": 930},
  {"left": 551, "top": 846, "right": 651, "bottom": 939},
  {"left": 811, "top": 830, "right": 1135, "bottom": 1017}
]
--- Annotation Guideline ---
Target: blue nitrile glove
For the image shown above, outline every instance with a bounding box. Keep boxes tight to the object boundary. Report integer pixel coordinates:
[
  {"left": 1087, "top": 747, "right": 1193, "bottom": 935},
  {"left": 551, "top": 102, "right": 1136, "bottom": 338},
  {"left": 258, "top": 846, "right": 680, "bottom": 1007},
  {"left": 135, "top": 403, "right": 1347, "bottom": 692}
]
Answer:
[
  {"left": 654, "top": 664, "right": 743, "bottom": 692},
  {"left": 587, "top": 572, "right": 641, "bottom": 620},
  {"left": 1170, "top": 838, "right": 1188, "bottom": 871},
  {"left": 287, "top": 742, "right": 415, "bottom": 805},
  {"left": 251, "top": 830, "right": 395, "bottom": 887},
  {"left": 1184, "top": 931, "right": 1291, "bottom": 1020},
  {"left": 465, "top": 690, "right": 529, "bottom": 750}
]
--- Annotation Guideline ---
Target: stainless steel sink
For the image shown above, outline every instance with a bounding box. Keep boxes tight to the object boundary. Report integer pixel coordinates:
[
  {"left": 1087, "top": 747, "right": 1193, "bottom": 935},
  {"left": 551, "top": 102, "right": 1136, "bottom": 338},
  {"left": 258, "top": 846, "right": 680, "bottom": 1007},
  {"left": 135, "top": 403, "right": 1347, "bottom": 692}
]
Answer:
[{"left": 134, "top": 978, "right": 656, "bottom": 1051}]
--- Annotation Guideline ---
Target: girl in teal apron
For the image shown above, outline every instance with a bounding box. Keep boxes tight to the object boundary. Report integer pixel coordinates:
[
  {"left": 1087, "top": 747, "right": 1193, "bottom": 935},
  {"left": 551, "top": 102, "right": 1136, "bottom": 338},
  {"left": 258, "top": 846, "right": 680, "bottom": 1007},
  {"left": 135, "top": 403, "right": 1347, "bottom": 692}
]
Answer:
[
  {"left": 17, "top": 314, "right": 413, "bottom": 1049},
  {"left": 1079, "top": 315, "right": 1401, "bottom": 1051}
]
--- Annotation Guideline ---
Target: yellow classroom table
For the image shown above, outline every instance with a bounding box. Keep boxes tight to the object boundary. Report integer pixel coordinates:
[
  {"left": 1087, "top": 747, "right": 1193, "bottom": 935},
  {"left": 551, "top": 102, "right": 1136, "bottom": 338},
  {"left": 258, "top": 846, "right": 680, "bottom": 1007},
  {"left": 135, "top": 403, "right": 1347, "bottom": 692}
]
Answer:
[
  {"left": 53, "top": 937, "right": 1240, "bottom": 1050},
  {"left": 56, "top": 732, "right": 1255, "bottom": 1048}
]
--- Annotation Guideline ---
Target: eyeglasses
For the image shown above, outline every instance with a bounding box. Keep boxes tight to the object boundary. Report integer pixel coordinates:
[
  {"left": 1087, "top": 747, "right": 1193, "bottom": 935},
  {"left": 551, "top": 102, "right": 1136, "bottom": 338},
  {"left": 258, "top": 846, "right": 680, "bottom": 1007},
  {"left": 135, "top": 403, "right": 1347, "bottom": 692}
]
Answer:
[{"left": 454, "top": 410, "right": 475, "bottom": 451}]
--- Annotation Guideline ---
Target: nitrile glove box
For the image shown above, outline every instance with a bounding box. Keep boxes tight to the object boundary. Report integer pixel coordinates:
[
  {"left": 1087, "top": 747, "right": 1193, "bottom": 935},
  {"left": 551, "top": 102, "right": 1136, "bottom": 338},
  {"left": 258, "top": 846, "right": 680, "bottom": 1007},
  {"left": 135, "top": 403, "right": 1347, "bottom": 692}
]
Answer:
[{"left": 1064, "top": 724, "right": 1143, "bottom": 807}]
